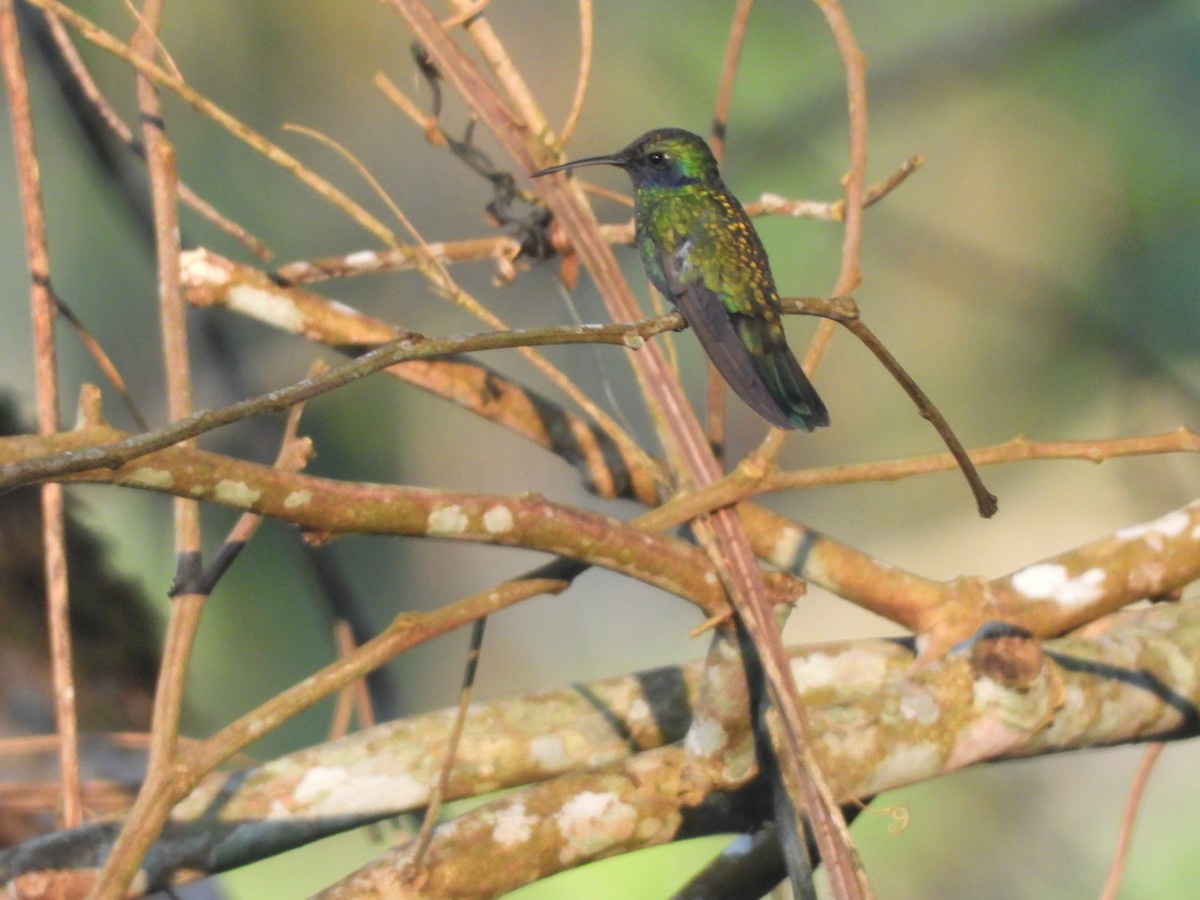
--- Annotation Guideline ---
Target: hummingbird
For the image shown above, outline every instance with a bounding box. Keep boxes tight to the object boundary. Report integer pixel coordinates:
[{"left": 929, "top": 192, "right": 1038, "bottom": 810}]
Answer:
[{"left": 532, "top": 128, "right": 829, "bottom": 431}]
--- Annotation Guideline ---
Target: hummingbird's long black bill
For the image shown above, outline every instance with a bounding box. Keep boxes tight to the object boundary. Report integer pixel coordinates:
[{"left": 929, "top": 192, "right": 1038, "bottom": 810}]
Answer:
[{"left": 530, "top": 155, "right": 626, "bottom": 178}]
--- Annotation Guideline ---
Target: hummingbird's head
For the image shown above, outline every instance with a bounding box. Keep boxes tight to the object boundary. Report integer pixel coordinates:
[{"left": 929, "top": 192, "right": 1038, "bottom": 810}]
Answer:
[
  {"left": 611, "top": 129, "right": 719, "bottom": 190},
  {"left": 532, "top": 128, "right": 720, "bottom": 192}
]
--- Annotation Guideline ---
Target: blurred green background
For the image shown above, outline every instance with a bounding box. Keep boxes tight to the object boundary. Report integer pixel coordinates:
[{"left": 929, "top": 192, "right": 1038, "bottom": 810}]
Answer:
[{"left": 1, "top": 0, "right": 1199, "bottom": 896}]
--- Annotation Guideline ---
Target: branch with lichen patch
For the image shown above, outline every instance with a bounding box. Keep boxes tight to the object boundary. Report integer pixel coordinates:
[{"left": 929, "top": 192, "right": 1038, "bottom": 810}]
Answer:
[
  {"left": 9, "top": 598, "right": 1192, "bottom": 896},
  {"left": 0, "top": 425, "right": 732, "bottom": 617},
  {"left": 7, "top": 410, "right": 1197, "bottom": 664},
  {"left": 182, "top": 247, "right": 664, "bottom": 504}
]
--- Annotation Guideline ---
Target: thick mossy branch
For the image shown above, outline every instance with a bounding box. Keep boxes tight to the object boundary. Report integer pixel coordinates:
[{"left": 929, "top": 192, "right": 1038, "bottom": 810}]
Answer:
[{"left": 4, "top": 599, "right": 1198, "bottom": 895}]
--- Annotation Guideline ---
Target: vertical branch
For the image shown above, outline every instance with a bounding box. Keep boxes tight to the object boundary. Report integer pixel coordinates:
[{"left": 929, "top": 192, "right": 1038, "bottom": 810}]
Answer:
[
  {"left": 136, "top": 0, "right": 200, "bottom": 762},
  {"left": 704, "top": 0, "right": 756, "bottom": 458},
  {"left": 1099, "top": 742, "right": 1164, "bottom": 900},
  {"left": 92, "top": 1, "right": 205, "bottom": 895},
  {"left": 709, "top": 0, "right": 754, "bottom": 162},
  {"left": 556, "top": 0, "right": 592, "bottom": 146},
  {"left": 803, "top": 0, "right": 869, "bottom": 374},
  {"left": 757, "top": 0, "right": 872, "bottom": 466},
  {"left": 0, "top": 0, "right": 82, "bottom": 828},
  {"left": 136, "top": 0, "right": 200, "bottom": 764}
]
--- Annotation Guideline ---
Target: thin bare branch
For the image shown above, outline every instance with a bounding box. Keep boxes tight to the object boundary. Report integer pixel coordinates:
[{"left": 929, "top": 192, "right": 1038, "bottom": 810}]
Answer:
[
  {"left": 412, "top": 616, "right": 485, "bottom": 868},
  {"left": 440, "top": 0, "right": 492, "bottom": 30},
  {"left": 812, "top": 0, "right": 869, "bottom": 300},
  {"left": 795, "top": 2, "right": 873, "bottom": 566},
  {"left": 0, "top": 0, "right": 81, "bottom": 830},
  {"left": 557, "top": 0, "right": 592, "bottom": 145},
  {"left": 838, "top": 315, "right": 997, "bottom": 516},
  {"left": 94, "top": 2, "right": 205, "bottom": 893},
  {"left": 1099, "top": 742, "right": 1164, "bottom": 900},
  {"left": 767, "top": 428, "right": 1200, "bottom": 492},
  {"left": 710, "top": 0, "right": 755, "bottom": 162},
  {"left": 192, "top": 369, "right": 315, "bottom": 594},
  {"left": 24, "top": 0, "right": 399, "bottom": 245},
  {"left": 706, "top": 0, "right": 755, "bottom": 461},
  {"left": 375, "top": 69, "right": 445, "bottom": 145},
  {"left": 39, "top": 9, "right": 270, "bottom": 258},
  {"left": 0, "top": 317, "right": 676, "bottom": 493},
  {"left": 266, "top": 157, "right": 921, "bottom": 286}
]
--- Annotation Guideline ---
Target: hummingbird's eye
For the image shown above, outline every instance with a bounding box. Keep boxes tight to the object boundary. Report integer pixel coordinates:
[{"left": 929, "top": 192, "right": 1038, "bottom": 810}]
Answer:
[{"left": 647, "top": 151, "right": 667, "bottom": 166}]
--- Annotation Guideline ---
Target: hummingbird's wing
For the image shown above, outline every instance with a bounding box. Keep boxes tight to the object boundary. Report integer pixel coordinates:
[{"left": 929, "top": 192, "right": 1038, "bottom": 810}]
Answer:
[
  {"left": 728, "top": 307, "right": 829, "bottom": 431},
  {"left": 655, "top": 238, "right": 827, "bottom": 430}
]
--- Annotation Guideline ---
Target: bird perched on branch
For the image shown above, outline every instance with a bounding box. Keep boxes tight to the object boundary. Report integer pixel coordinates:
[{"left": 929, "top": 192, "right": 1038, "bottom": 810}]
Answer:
[{"left": 534, "top": 128, "right": 829, "bottom": 431}]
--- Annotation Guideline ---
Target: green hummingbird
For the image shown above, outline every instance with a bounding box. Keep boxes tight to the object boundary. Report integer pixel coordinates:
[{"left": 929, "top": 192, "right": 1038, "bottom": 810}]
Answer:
[{"left": 532, "top": 127, "right": 829, "bottom": 431}]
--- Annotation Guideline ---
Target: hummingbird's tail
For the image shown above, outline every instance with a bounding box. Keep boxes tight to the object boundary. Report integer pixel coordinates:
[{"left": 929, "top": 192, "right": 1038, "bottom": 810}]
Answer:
[
  {"left": 730, "top": 315, "right": 829, "bottom": 431},
  {"left": 676, "top": 286, "right": 829, "bottom": 430}
]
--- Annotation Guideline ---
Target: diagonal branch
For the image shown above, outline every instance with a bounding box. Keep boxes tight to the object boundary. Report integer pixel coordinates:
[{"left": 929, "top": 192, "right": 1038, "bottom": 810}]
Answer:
[
  {"left": 0, "top": 318, "right": 672, "bottom": 494},
  {"left": 382, "top": 2, "right": 866, "bottom": 893}
]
